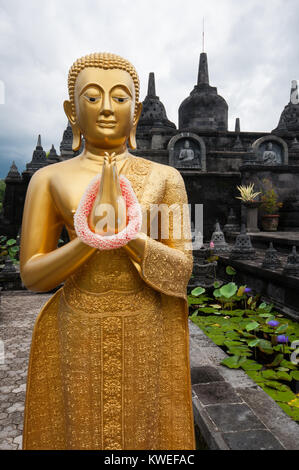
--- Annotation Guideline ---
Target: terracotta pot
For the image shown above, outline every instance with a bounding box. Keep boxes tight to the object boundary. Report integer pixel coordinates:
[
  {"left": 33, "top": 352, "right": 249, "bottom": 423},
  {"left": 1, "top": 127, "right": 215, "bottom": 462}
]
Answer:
[{"left": 261, "top": 214, "right": 280, "bottom": 232}]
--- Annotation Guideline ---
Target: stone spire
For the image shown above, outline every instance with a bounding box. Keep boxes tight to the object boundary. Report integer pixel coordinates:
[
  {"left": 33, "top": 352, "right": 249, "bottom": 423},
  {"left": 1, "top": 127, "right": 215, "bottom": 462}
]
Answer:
[
  {"left": 235, "top": 118, "right": 241, "bottom": 133},
  {"left": 283, "top": 246, "right": 299, "bottom": 277},
  {"left": 46, "top": 144, "right": 61, "bottom": 165},
  {"left": 262, "top": 242, "right": 282, "bottom": 270},
  {"left": 137, "top": 72, "right": 176, "bottom": 131},
  {"left": 197, "top": 52, "right": 209, "bottom": 85},
  {"left": 272, "top": 80, "right": 299, "bottom": 136},
  {"left": 210, "top": 221, "right": 230, "bottom": 254},
  {"left": 26, "top": 134, "right": 47, "bottom": 172},
  {"left": 147, "top": 72, "right": 156, "bottom": 97},
  {"left": 60, "top": 121, "right": 75, "bottom": 159},
  {"left": 229, "top": 224, "right": 256, "bottom": 260},
  {"left": 179, "top": 52, "right": 228, "bottom": 131},
  {"left": 5, "top": 161, "right": 21, "bottom": 180}
]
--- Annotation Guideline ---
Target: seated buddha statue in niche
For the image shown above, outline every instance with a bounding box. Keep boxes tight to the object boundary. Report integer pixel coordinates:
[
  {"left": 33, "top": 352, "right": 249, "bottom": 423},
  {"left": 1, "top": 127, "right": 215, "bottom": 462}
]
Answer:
[{"left": 20, "top": 53, "right": 195, "bottom": 450}]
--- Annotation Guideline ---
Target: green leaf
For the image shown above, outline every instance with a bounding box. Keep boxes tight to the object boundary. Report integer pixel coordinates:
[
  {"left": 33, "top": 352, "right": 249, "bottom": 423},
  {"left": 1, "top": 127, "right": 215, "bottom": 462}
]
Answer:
[
  {"left": 209, "top": 335, "right": 226, "bottom": 346},
  {"left": 291, "top": 370, "right": 299, "bottom": 380},
  {"left": 214, "top": 281, "right": 223, "bottom": 289},
  {"left": 276, "top": 371, "right": 292, "bottom": 382},
  {"left": 220, "top": 283, "right": 238, "bottom": 299},
  {"left": 245, "top": 321, "right": 260, "bottom": 332},
  {"left": 9, "top": 246, "right": 19, "bottom": 253},
  {"left": 246, "top": 371, "right": 264, "bottom": 383},
  {"left": 199, "top": 307, "right": 221, "bottom": 314},
  {"left": 280, "top": 360, "right": 298, "bottom": 370},
  {"left": 213, "top": 289, "right": 222, "bottom": 298},
  {"left": 261, "top": 370, "right": 277, "bottom": 380},
  {"left": 248, "top": 339, "right": 260, "bottom": 347},
  {"left": 270, "top": 354, "right": 284, "bottom": 367},
  {"left": 278, "top": 403, "right": 299, "bottom": 421},
  {"left": 275, "top": 324, "right": 289, "bottom": 334},
  {"left": 241, "top": 360, "right": 263, "bottom": 371},
  {"left": 220, "top": 355, "right": 245, "bottom": 369},
  {"left": 190, "top": 310, "right": 199, "bottom": 319},
  {"left": 258, "top": 303, "right": 269, "bottom": 311},
  {"left": 191, "top": 287, "right": 206, "bottom": 297},
  {"left": 6, "top": 239, "right": 16, "bottom": 246},
  {"left": 258, "top": 339, "right": 274, "bottom": 353},
  {"left": 226, "top": 266, "right": 236, "bottom": 276},
  {"left": 261, "top": 386, "right": 296, "bottom": 403},
  {"left": 263, "top": 380, "right": 290, "bottom": 392}
]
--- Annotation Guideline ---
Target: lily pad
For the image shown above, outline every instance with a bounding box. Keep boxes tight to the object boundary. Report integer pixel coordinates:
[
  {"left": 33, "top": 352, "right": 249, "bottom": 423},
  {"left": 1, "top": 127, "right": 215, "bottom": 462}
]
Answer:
[
  {"left": 241, "top": 360, "right": 263, "bottom": 371},
  {"left": 245, "top": 321, "right": 260, "bottom": 332},
  {"left": 221, "top": 355, "right": 246, "bottom": 369},
  {"left": 220, "top": 283, "right": 238, "bottom": 299},
  {"left": 191, "top": 287, "right": 206, "bottom": 297},
  {"left": 261, "top": 386, "right": 295, "bottom": 403}
]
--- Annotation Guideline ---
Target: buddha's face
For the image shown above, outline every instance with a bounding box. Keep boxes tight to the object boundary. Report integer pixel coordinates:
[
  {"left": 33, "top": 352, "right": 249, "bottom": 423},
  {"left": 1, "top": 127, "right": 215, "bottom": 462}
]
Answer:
[{"left": 65, "top": 67, "right": 141, "bottom": 150}]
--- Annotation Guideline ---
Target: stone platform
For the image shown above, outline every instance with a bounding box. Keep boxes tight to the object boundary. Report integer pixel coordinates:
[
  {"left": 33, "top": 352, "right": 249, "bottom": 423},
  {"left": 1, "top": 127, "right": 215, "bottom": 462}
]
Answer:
[{"left": 226, "top": 231, "right": 299, "bottom": 254}]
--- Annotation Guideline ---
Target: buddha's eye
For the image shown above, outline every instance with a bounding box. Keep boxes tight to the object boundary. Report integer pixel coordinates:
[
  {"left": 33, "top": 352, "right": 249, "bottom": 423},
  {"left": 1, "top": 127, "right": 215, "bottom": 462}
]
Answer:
[
  {"left": 84, "top": 94, "right": 101, "bottom": 103},
  {"left": 112, "top": 97, "right": 129, "bottom": 103}
]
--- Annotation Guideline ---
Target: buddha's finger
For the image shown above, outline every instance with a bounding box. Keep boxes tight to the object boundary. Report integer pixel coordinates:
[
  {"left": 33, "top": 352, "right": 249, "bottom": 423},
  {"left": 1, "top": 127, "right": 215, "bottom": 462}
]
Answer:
[{"left": 113, "top": 161, "right": 123, "bottom": 198}]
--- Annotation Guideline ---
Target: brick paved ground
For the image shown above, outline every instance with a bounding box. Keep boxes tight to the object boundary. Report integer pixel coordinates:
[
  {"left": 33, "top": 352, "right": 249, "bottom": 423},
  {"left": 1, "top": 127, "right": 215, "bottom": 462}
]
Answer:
[{"left": 0, "top": 292, "right": 52, "bottom": 450}]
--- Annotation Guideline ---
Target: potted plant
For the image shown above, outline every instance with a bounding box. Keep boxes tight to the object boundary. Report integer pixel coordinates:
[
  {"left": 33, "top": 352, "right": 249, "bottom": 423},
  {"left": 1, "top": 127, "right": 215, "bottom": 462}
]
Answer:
[
  {"left": 236, "top": 183, "right": 262, "bottom": 233},
  {"left": 259, "top": 178, "right": 283, "bottom": 232}
]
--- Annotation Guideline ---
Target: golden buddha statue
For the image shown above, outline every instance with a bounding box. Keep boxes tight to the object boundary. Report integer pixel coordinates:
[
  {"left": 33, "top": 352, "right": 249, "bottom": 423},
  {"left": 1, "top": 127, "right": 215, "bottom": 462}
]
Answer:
[{"left": 20, "top": 52, "right": 195, "bottom": 450}]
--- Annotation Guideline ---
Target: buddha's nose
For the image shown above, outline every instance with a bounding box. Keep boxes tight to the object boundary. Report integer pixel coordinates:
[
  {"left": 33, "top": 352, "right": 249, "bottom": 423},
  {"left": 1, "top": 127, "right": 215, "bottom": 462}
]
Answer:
[{"left": 100, "top": 93, "right": 113, "bottom": 116}]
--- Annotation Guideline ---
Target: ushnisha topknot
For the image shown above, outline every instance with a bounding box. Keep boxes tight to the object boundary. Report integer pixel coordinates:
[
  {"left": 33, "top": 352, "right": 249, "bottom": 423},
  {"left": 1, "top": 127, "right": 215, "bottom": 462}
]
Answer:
[{"left": 68, "top": 52, "right": 140, "bottom": 116}]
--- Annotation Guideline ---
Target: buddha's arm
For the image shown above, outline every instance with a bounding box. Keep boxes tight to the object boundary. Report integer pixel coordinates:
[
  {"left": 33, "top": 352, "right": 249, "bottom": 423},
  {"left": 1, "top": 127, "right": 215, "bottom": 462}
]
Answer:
[
  {"left": 124, "top": 168, "right": 193, "bottom": 300},
  {"left": 20, "top": 170, "right": 96, "bottom": 293}
]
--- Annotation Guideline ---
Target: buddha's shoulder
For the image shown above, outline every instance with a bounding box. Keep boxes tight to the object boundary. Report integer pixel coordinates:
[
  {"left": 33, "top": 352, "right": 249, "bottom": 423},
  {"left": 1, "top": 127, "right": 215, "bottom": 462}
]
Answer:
[
  {"left": 130, "top": 155, "right": 181, "bottom": 181},
  {"left": 29, "top": 157, "right": 81, "bottom": 182}
]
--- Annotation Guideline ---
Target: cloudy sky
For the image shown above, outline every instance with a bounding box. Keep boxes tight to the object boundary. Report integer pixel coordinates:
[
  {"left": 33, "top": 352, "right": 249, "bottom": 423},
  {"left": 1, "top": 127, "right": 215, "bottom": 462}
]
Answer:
[{"left": 0, "top": 0, "right": 298, "bottom": 177}]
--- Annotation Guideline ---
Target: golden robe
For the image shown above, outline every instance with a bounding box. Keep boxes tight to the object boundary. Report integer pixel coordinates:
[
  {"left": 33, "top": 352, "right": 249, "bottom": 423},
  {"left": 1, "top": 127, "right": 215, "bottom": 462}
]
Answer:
[{"left": 22, "top": 156, "right": 195, "bottom": 450}]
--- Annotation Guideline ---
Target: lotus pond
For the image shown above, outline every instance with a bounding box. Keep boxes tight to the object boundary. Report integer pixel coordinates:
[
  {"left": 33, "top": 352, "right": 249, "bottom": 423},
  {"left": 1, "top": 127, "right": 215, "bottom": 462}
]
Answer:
[{"left": 189, "top": 266, "right": 299, "bottom": 423}]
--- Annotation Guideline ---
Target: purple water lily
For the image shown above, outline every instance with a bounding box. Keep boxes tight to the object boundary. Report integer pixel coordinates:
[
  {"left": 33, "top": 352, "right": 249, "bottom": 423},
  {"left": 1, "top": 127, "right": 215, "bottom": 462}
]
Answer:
[
  {"left": 277, "top": 335, "right": 289, "bottom": 344},
  {"left": 244, "top": 288, "right": 252, "bottom": 294},
  {"left": 267, "top": 320, "right": 280, "bottom": 328}
]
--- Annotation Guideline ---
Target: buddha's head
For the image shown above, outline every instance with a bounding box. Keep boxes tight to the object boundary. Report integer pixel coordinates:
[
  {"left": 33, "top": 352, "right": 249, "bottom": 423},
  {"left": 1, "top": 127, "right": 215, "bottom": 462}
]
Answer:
[{"left": 64, "top": 52, "right": 143, "bottom": 152}]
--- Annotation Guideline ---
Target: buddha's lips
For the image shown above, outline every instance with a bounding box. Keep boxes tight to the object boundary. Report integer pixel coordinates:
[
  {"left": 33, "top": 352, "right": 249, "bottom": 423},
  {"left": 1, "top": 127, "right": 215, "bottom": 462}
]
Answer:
[{"left": 97, "top": 120, "right": 116, "bottom": 128}]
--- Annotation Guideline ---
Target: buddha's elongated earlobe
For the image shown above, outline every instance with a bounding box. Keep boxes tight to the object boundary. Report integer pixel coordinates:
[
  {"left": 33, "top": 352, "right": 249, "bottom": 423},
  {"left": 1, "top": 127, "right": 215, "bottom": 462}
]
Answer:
[
  {"left": 63, "top": 100, "right": 82, "bottom": 151},
  {"left": 128, "top": 126, "right": 137, "bottom": 150},
  {"left": 128, "top": 102, "right": 143, "bottom": 150},
  {"left": 71, "top": 125, "right": 82, "bottom": 152}
]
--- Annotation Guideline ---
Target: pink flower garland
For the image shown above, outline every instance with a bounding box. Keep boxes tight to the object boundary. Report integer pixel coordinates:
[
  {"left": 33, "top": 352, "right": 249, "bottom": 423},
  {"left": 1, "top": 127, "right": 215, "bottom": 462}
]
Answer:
[{"left": 73, "top": 174, "right": 142, "bottom": 250}]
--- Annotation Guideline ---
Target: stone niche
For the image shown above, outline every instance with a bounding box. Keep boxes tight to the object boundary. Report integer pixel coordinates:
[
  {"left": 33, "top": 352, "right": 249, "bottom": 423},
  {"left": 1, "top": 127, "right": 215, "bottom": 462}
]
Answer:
[
  {"left": 168, "top": 132, "right": 206, "bottom": 170},
  {"left": 252, "top": 135, "right": 288, "bottom": 166}
]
